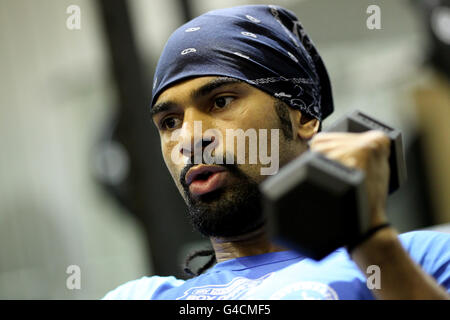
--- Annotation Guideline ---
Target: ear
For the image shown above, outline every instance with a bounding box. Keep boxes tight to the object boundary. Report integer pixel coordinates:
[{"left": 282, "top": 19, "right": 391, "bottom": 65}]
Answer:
[{"left": 293, "top": 110, "right": 320, "bottom": 141}]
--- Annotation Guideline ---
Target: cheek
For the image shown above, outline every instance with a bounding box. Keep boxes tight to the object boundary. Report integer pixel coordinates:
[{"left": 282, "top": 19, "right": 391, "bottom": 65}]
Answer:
[
  {"left": 239, "top": 163, "right": 266, "bottom": 184},
  {"left": 216, "top": 107, "right": 281, "bottom": 182},
  {"left": 237, "top": 107, "right": 274, "bottom": 129},
  {"left": 161, "top": 141, "right": 183, "bottom": 184}
]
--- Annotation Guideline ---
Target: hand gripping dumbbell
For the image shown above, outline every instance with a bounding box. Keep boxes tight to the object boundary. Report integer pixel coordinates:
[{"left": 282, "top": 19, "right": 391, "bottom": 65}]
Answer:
[{"left": 260, "top": 110, "right": 407, "bottom": 260}]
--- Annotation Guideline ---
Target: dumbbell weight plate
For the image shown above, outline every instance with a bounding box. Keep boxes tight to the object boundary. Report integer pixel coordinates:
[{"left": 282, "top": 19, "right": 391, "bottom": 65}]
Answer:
[{"left": 262, "top": 151, "right": 370, "bottom": 260}]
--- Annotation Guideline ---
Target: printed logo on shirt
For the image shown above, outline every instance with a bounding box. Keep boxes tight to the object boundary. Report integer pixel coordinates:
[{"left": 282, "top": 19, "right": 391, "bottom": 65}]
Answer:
[
  {"left": 269, "top": 281, "right": 339, "bottom": 300},
  {"left": 176, "top": 273, "right": 273, "bottom": 300}
]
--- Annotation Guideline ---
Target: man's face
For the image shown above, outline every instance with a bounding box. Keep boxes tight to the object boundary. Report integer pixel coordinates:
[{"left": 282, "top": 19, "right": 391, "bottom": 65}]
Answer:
[{"left": 152, "top": 76, "right": 307, "bottom": 237}]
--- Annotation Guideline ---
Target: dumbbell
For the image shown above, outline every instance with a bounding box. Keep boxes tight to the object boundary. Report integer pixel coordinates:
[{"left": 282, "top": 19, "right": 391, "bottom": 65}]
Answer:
[{"left": 260, "top": 110, "right": 407, "bottom": 260}]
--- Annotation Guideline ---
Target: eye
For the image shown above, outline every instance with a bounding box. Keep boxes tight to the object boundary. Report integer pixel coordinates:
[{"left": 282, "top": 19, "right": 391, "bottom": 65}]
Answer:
[
  {"left": 213, "top": 96, "right": 235, "bottom": 110},
  {"left": 160, "top": 117, "right": 181, "bottom": 130}
]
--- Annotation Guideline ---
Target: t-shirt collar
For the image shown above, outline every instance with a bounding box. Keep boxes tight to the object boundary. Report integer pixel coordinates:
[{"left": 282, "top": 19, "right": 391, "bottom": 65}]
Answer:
[{"left": 209, "top": 250, "right": 304, "bottom": 272}]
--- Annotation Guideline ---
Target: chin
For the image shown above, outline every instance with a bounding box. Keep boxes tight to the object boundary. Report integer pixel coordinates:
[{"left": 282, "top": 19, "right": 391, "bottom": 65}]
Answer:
[{"left": 186, "top": 184, "right": 264, "bottom": 237}]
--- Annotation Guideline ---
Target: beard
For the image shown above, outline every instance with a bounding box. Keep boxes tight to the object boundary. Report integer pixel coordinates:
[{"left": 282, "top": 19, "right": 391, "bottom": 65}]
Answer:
[{"left": 180, "top": 161, "right": 265, "bottom": 238}]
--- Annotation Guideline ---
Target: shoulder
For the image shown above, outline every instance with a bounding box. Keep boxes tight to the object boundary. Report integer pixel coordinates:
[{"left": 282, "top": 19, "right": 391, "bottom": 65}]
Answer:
[
  {"left": 329, "top": 230, "right": 450, "bottom": 276},
  {"left": 397, "top": 229, "right": 450, "bottom": 266},
  {"left": 398, "top": 229, "right": 450, "bottom": 254},
  {"left": 102, "top": 275, "right": 185, "bottom": 300},
  {"left": 398, "top": 229, "right": 450, "bottom": 290}
]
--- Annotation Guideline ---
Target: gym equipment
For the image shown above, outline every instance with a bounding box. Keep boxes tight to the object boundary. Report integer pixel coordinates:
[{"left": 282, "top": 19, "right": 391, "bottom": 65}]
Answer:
[{"left": 260, "top": 110, "right": 407, "bottom": 260}]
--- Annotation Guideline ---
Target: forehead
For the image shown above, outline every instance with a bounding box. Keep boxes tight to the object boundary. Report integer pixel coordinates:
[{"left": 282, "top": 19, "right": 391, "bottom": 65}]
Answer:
[{"left": 154, "top": 76, "right": 220, "bottom": 105}]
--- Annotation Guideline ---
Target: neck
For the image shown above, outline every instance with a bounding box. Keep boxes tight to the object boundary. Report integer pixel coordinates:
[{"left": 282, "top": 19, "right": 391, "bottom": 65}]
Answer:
[{"left": 210, "top": 226, "right": 286, "bottom": 263}]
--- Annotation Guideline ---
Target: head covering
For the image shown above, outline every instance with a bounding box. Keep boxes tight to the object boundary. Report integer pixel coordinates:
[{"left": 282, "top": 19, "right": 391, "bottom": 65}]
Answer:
[{"left": 151, "top": 4, "right": 333, "bottom": 121}]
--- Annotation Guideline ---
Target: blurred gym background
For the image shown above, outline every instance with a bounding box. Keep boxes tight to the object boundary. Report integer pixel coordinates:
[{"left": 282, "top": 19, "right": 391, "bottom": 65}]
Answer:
[{"left": 0, "top": 0, "right": 449, "bottom": 299}]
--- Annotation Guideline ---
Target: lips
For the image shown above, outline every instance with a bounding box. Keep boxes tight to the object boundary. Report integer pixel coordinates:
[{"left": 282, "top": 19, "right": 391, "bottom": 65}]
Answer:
[
  {"left": 185, "top": 165, "right": 226, "bottom": 186},
  {"left": 185, "top": 165, "right": 228, "bottom": 197}
]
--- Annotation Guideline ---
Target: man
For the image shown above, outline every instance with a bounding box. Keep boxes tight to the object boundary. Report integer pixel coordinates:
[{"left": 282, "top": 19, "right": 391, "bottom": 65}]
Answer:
[{"left": 103, "top": 5, "right": 450, "bottom": 300}]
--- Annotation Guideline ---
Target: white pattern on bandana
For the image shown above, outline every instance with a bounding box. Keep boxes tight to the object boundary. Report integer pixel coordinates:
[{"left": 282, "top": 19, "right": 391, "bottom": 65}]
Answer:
[
  {"left": 181, "top": 48, "right": 197, "bottom": 55},
  {"left": 245, "top": 14, "right": 261, "bottom": 23},
  {"left": 241, "top": 31, "right": 257, "bottom": 38},
  {"left": 185, "top": 27, "right": 200, "bottom": 32}
]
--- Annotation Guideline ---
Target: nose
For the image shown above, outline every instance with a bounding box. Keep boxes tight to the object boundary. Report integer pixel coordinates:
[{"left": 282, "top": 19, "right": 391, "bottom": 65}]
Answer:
[
  {"left": 180, "top": 134, "right": 216, "bottom": 163},
  {"left": 177, "top": 109, "right": 216, "bottom": 163}
]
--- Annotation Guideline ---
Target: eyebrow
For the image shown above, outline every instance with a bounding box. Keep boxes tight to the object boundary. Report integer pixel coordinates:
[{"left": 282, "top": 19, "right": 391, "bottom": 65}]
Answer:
[
  {"left": 150, "top": 77, "right": 244, "bottom": 119},
  {"left": 150, "top": 101, "right": 177, "bottom": 119}
]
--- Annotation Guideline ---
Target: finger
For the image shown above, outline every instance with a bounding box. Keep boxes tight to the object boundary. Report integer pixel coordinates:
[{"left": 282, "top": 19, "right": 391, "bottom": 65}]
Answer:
[
  {"left": 312, "top": 147, "right": 350, "bottom": 162},
  {"left": 313, "top": 148, "right": 365, "bottom": 170},
  {"left": 311, "top": 132, "right": 359, "bottom": 143},
  {"left": 310, "top": 141, "right": 346, "bottom": 153}
]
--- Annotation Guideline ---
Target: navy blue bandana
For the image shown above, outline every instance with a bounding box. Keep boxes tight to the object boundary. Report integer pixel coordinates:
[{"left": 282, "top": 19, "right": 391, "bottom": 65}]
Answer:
[{"left": 151, "top": 4, "right": 333, "bottom": 121}]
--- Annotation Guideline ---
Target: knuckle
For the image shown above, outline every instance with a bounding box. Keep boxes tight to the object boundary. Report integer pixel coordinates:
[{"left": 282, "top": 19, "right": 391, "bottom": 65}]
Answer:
[
  {"left": 363, "top": 131, "right": 390, "bottom": 152},
  {"left": 311, "top": 132, "right": 327, "bottom": 141},
  {"left": 369, "top": 130, "right": 390, "bottom": 145}
]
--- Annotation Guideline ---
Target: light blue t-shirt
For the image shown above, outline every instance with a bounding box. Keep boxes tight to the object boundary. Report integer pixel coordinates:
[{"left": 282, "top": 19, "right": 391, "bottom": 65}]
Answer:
[{"left": 102, "top": 230, "right": 450, "bottom": 300}]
